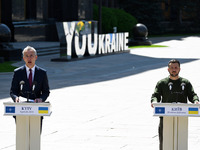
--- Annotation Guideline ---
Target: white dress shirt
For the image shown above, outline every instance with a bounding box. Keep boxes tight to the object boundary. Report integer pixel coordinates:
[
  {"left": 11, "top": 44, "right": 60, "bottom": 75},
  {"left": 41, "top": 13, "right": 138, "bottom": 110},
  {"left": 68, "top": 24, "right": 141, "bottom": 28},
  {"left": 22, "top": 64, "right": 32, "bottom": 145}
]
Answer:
[{"left": 25, "top": 65, "right": 35, "bottom": 81}]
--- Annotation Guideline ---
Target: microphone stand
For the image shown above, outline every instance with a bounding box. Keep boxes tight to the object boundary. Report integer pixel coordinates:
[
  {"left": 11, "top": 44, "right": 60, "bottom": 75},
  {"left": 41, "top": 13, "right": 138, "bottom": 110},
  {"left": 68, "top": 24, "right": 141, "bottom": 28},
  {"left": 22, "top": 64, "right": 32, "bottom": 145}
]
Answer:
[
  {"left": 18, "top": 81, "right": 25, "bottom": 102},
  {"left": 31, "top": 82, "right": 37, "bottom": 103},
  {"left": 26, "top": 91, "right": 31, "bottom": 102}
]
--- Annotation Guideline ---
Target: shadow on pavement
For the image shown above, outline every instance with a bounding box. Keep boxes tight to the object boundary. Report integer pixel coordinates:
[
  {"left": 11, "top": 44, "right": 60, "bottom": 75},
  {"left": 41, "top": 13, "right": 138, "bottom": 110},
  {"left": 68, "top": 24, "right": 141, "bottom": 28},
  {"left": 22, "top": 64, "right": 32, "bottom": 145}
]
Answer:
[
  {"left": 0, "top": 43, "right": 198, "bottom": 100},
  {"left": 47, "top": 52, "right": 198, "bottom": 90}
]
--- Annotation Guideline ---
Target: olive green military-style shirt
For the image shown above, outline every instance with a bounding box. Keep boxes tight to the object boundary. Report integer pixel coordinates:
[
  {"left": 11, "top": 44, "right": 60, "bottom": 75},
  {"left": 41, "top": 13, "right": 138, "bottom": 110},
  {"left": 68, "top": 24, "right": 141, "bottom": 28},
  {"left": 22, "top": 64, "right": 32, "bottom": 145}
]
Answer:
[{"left": 151, "top": 77, "right": 199, "bottom": 104}]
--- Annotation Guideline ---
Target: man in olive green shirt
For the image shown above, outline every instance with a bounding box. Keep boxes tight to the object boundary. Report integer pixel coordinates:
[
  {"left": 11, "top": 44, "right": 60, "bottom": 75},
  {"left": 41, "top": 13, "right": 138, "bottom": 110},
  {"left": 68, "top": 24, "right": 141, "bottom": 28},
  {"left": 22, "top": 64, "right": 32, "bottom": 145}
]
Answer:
[{"left": 151, "top": 59, "right": 199, "bottom": 150}]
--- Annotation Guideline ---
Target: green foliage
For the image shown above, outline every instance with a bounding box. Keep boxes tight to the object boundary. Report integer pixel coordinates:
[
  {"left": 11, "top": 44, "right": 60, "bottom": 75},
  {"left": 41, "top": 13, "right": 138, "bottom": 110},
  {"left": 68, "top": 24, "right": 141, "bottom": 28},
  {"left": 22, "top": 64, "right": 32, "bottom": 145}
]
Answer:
[
  {"left": 102, "top": 6, "right": 118, "bottom": 33},
  {"left": 93, "top": 4, "right": 98, "bottom": 22},
  {"left": 0, "top": 61, "right": 17, "bottom": 72},
  {"left": 111, "top": 8, "right": 137, "bottom": 37},
  {"left": 119, "top": 0, "right": 164, "bottom": 35},
  {"left": 93, "top": 4, "right": 117, "bottom": 33},
  {"left": 93, "top": 4, "right": 137, "bottom": 36},
  {"left": 119, "top": 0, "right": 200, "bottom": 35}
]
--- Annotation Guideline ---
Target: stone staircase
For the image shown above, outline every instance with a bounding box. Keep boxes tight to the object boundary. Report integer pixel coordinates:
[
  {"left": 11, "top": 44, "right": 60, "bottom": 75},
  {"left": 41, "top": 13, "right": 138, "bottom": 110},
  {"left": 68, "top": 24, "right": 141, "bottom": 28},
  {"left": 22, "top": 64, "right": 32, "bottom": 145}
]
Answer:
[
  {"left": 35, "top": 45, "right": 60, "bottom": 56},
  {"left": 11, "top": 41, "right": 60, "bottom": 56}
]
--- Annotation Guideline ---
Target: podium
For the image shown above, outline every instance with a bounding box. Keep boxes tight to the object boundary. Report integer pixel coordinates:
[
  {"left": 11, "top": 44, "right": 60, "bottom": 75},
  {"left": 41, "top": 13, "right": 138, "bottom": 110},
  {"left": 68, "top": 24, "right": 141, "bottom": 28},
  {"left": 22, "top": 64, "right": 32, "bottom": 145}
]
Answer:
[
  {"left": 3, "top": 102, "right": 52, "bottom": 150},
  {"left": 153, "top": 103, "right": 200, "bottom": 150}
]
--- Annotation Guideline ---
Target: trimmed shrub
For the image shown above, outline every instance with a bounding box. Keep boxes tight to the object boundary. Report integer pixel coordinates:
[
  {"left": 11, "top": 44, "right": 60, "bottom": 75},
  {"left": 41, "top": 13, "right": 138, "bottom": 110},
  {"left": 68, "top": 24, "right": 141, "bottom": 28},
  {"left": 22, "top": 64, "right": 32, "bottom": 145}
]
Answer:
[
  {"left": 93, "top": 4, "right": 137, "bottom": 37},
  {"left": 112, "top": 8, "right": 137, "bottom": 37}
]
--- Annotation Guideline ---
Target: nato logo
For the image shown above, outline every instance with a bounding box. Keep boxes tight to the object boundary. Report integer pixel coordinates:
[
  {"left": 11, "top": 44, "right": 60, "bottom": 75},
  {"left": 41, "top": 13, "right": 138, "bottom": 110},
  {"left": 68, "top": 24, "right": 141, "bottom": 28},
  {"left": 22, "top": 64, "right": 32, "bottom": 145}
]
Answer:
[
  {"left": 155, "top": 107, "right": 165, "bottom": 114},
  {"left": 5, "top": 106, "right": 15, "bottom": 113}
]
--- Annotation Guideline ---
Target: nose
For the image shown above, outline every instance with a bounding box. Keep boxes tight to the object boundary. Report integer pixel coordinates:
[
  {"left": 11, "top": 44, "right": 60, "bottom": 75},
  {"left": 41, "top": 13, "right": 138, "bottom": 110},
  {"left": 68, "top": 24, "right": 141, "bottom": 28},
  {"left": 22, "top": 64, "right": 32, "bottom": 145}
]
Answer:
[{"left": 27, "top": 57, "right": 32, "bottom": 60}]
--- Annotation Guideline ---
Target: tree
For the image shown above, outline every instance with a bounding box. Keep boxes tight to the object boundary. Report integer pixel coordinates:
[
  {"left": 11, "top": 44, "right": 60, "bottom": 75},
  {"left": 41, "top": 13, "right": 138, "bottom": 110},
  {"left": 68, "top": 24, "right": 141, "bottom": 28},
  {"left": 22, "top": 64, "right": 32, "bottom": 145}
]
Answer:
[{"left": 119, "top": 0, "right": 164, "bottom": 35}]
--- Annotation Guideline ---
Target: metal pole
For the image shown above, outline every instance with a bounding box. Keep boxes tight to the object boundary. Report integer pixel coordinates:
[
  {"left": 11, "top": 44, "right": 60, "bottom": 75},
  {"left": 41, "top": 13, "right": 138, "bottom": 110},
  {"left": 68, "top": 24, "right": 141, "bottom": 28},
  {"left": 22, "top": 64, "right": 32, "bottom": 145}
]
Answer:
[{"left": 98, "top": 0, "right": 102, "bottom": 34}]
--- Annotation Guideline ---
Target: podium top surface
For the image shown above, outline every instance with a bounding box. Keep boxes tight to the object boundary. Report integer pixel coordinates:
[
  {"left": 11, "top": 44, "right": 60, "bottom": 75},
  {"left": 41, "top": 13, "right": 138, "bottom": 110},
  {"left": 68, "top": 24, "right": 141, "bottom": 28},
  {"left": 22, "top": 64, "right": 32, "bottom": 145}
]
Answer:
[
  {"left": 3, "top": 102, "right": 52, "bottom": 116},
  {"left": 3, "top": 102, "right": 51, "bottom": 106},
  {"left": 153, "top": 103, "right": 200, "bottom": 117}
]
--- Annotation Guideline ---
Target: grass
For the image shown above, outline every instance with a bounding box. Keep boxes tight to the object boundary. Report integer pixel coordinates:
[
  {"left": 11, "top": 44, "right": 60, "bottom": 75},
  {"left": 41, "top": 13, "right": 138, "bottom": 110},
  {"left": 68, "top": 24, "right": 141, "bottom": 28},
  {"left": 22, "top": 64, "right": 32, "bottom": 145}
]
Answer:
[
  {"left": 129, "top": 45, "right": 168, "bottom": 49},
  {"left": 0, "top": 61, "right": 17, "bottom": 72}
]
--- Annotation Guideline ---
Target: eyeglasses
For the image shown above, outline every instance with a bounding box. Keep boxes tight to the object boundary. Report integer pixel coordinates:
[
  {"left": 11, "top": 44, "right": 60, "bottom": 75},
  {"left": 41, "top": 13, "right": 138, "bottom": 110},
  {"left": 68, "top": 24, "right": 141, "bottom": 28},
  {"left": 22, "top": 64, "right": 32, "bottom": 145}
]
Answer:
[{"left": 24, "top": 55, "right": 36, "bottom": 58}]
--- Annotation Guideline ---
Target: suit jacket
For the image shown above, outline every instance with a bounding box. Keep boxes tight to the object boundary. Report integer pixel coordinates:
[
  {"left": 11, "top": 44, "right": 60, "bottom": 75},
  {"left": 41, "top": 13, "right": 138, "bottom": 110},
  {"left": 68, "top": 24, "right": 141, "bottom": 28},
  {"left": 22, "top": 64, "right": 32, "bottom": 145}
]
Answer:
[{"left": 10, "top": 65, "right": 50, "bottom": 102}]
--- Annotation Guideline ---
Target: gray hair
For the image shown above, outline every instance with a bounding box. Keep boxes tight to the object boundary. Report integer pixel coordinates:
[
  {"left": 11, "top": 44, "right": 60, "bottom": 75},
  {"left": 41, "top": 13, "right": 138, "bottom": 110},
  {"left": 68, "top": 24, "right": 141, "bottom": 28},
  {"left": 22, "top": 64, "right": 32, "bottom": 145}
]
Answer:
[{"left": 22, "top": 46, "right": 37, "bottom": 56}]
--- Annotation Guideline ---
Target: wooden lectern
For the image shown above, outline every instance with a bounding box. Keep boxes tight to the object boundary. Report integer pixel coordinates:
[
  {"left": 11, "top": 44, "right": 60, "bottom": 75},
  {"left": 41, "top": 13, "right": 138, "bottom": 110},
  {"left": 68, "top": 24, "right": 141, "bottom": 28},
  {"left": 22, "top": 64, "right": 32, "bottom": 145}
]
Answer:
[
  {"left": 3, "top": 102, "right": 52, "bottom": 150},
  {"left": 153, "top": 103, "right": 200, "bottom": 150}
]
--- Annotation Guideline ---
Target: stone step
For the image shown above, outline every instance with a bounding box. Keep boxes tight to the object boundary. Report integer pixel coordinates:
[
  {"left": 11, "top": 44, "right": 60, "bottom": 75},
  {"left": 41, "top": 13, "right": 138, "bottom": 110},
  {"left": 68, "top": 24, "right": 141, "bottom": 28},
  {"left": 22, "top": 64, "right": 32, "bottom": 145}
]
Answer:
[
  {"left": 36, "top": 46, "right": 60, "bottom": 56},
  {"left": 10, "top": 41, "right": 60, "bottom": 56}
]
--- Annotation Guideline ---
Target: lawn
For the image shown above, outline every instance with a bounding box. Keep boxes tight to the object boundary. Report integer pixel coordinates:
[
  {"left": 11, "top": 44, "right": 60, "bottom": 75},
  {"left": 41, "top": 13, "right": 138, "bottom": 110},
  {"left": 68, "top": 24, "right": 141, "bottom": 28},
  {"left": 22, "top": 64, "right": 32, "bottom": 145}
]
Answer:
[
  {"left": 0, "top": 61, "right": 17, "bottom": 72},
  {"left": 129, "top": 45, "right": 168, "bottom": 49}
]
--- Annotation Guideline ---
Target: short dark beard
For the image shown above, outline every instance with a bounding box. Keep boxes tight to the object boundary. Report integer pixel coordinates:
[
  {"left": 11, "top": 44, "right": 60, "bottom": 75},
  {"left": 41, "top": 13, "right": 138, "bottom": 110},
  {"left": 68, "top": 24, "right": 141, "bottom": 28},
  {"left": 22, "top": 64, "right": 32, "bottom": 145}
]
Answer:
[{"left": 170, "top": 73, "right": 178, "bottom": 77}]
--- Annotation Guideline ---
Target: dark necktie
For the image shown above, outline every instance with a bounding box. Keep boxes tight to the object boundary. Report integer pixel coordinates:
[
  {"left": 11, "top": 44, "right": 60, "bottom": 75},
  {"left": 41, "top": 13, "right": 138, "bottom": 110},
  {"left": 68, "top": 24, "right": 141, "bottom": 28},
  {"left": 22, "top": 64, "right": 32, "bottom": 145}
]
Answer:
[{"left": 29, "top": 69, "right": 32, "bottom": 88}]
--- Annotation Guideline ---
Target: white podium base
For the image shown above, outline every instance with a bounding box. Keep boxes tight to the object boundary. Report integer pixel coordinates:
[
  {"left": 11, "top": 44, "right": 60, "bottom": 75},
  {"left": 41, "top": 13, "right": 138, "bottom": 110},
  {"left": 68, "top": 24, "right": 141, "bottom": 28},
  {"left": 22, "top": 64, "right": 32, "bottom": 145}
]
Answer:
[
  {"left": 163, "top": 116, "right": 188, "bottom": 150},
  {"left": 16, "top": 116, "right": 41, "bottom": 150}
]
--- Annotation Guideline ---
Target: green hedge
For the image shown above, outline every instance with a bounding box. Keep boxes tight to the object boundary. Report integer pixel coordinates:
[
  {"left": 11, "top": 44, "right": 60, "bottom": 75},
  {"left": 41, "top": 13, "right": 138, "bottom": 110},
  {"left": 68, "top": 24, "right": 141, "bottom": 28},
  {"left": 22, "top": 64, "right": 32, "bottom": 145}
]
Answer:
[
  {"left": 93, "top": 4, "right": 137, "bottom": 37},
  {"left": 119, "top": 1, "right": 164, "bottom": 35},
  {"left": 112, "top": 8, "right": 137, "bottom": 37}
]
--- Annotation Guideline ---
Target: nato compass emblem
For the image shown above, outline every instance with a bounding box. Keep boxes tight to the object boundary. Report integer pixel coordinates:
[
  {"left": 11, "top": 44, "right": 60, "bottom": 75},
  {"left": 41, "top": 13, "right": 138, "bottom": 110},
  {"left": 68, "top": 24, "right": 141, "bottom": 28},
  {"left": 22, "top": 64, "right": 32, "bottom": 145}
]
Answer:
[
  {"left": 5, "top": 106, "right": 15, "bottom": 113},
  {"left": 155, "top": 107, "right": 165, "bottom": 114}
]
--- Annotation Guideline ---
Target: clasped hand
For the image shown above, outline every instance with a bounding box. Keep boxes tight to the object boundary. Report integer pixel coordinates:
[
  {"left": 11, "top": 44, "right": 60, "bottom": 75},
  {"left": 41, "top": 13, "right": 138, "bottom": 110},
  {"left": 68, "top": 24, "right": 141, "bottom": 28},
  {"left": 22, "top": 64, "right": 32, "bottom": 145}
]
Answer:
[{"left": 15, "top": 97, "right": 42, "bottom": 103}]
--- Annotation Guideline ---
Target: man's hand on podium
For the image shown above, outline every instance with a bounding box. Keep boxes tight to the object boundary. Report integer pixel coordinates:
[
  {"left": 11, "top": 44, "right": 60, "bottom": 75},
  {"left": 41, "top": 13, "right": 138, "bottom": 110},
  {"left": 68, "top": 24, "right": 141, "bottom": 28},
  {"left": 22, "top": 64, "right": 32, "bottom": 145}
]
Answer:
[
  {"left": 15, "top": 97, "right": 43, "bottom": 103},
  {"left": 151, "top": 102, "right": 156, "bottom": 108},
  {"left": 34, "top": 98, "right": 43, "bottom": 103},
  {"left": 15, "top": 97, "right": 19, "bottom": 103}
]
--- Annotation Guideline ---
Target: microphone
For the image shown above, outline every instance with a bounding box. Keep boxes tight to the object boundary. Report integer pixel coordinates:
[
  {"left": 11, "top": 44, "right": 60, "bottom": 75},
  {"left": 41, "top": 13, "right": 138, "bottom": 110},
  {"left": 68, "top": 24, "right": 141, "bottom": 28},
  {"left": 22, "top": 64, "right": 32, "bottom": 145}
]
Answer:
[
  {"left": 19, "top": 80, "right": 25, "bottom": 91},
  {"left": 168, "top": 82, "right": 173, "bottom": 91},
  {"left": 31, "top": 81, "right": 37, "bottom": 102},
  {"left": 181, "top": 83, "right": 186, "bottom": 91},
  {"left": 32, "top": 81, "right": 37, "bottom": 92}
]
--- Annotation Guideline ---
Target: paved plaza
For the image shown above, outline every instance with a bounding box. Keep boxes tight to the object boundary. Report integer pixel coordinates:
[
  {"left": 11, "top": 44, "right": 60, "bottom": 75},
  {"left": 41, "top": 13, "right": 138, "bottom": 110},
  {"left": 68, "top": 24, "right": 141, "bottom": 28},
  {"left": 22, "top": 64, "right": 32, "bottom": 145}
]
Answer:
[{"left": 1, "top": 36, "right": 200, "bottom": 150}]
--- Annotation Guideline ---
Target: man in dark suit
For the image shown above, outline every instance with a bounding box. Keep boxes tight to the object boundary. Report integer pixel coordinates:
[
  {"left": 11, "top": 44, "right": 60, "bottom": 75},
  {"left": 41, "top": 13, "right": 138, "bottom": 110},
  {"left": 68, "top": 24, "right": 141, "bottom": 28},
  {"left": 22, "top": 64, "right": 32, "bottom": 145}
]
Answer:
[
  {"left": 10, "top": 46, "right": 50, "bottom": 133},
  {"left": 10, "top": 46, "right": 50, "bottom": 102}
]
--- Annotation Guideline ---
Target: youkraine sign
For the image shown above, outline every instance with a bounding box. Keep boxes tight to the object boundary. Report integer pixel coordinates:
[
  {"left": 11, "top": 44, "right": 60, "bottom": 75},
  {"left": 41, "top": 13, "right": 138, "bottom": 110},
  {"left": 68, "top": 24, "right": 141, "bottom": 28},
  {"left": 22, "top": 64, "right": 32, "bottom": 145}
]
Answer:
[{"left": 56, "top": 21, "right": 129, "bottom": 60}]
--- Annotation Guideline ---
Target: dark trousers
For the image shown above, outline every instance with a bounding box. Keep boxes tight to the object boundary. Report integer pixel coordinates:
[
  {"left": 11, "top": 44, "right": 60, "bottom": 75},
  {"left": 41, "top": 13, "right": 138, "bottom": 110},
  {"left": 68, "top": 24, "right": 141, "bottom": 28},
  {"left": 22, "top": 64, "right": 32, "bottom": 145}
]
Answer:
[{"left": 159, "top": 117, "right": 163, "bottom": 150}]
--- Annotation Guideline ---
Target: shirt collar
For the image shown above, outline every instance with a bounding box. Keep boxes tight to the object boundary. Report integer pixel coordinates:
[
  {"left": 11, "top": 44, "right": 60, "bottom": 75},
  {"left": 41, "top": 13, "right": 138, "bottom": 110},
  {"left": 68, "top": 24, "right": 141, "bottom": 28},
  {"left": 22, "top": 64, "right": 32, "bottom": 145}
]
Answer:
[{"left": 25, "top": 65, "right": 36, "bottom": 73}]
